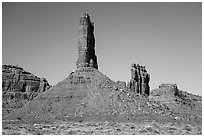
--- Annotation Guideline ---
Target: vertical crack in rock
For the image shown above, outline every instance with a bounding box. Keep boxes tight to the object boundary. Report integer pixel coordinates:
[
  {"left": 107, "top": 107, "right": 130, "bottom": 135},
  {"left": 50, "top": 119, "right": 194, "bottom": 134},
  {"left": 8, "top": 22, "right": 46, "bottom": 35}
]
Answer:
[{"left": 76, "top": 12, "right": 98, "bottom": 69}]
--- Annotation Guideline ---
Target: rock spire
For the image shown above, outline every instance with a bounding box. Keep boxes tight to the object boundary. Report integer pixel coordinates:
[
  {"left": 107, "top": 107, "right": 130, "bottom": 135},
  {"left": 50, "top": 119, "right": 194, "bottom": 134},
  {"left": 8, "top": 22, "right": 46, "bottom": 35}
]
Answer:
[
  {"left": 129, "top": 63, "right": 150, "bottom": 96},
  {"left": 76, "top": 12, "right": 98, "bottom": 69}
]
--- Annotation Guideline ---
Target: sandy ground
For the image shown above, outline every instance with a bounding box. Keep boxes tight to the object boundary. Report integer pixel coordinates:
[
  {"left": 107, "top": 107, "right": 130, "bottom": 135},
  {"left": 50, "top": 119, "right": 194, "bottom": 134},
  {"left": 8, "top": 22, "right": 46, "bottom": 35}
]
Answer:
[{"left": 2, "top": 120, "right": 202, "bottom": 135}]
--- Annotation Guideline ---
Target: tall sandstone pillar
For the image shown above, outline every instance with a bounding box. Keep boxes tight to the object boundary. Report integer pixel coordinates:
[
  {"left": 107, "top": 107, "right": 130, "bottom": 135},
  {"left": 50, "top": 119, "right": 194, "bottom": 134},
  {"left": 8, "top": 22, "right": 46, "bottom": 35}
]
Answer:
[
  {"left": 76, "top": 13, "right": 98, "bottom": 69},
  {"left": 129, "top": 63, "right": 150, "bottom": 96}
]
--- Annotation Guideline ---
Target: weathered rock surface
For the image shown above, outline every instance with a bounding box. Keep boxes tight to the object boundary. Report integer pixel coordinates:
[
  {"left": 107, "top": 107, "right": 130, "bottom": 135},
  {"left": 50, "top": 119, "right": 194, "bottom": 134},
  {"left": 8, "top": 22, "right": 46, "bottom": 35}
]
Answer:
[
  {"left": 6, "top": 67, "right": 174, "bottom": 123},
  {"left": 128, "top": 64, "right": 150, "bottom": 96},
  {"left": 116, "top": 81, "right": 126, "bottom": 89},
  {"left": 2, "top": 64, "right": 51, "bottom": 116},
  {"left": 76, "top": 12, "right": 98, "bottom": 69},
  {"left": 150, "top": 84, "right": 202, "bottom": 124}
]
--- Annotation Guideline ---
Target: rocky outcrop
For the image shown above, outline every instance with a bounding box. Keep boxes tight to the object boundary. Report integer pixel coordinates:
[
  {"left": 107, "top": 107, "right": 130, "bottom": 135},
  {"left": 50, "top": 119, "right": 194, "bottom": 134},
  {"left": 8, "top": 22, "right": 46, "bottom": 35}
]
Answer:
[
  {"left": 116, "top": 81, "right": 126, "bottom": 89},
  {"left": 150, "top": 83, "right": 202, "bottom": 108},
  {"left": 76, "top": 12, "right": 98, "bottom": 69},
  {"left": 2, "top": 64, "right": 51, "bottom": 115},
  {"left": 128, "top": 63, "right": 150, "bottom": 96},
  {"left": 6, "top": 67, "right": 173, "bottom": 123},
  {"left": 150, "top": 84, "right": 202, "bottom": 123},
  {"left": 151, "top": 83, "right": 179, "bottom": 97}
]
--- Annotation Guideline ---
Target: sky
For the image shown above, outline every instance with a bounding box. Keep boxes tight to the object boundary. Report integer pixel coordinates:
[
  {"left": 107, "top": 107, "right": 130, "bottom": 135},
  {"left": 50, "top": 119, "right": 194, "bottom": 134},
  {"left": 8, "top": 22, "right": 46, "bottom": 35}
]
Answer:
[{"left": 2, "top": 2, "right": 202, "bottom": 96}]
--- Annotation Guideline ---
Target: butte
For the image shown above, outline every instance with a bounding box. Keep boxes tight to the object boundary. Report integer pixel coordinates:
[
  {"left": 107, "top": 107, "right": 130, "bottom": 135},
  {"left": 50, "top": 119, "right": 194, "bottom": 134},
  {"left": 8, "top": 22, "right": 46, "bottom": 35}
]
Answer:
[{"left": 6, "top": 13, "right": 173, "bottom": 123}]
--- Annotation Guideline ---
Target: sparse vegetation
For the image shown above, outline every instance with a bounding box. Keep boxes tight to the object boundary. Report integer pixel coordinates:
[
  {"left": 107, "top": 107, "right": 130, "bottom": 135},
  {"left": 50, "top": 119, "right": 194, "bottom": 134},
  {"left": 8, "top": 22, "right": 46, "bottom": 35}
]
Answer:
[{"left": 2, "top": 120, "right": 201, "bottom": 135}]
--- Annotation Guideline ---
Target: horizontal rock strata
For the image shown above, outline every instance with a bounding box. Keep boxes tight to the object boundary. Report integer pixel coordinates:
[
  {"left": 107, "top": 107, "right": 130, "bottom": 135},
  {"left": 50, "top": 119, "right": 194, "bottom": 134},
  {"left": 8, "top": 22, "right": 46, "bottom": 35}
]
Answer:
[{"left": 2, "top": 64, "right": 51, "bottom": 116}]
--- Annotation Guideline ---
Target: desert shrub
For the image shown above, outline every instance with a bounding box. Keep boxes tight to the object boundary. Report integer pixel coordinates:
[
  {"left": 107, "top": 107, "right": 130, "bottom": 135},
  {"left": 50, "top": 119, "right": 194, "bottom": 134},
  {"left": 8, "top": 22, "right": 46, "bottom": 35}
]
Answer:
[
  {"left": 67, "top": 130, "right": 77, "bottom": 135},
  {"left": 138, "top": 128, "right": 148, "bottom": 134},
  {"left": 182, "top": 125, "right": 192, "bottom": 131},
  {"left": 145, "top": 126, "right": 160, "bottom": 134}
]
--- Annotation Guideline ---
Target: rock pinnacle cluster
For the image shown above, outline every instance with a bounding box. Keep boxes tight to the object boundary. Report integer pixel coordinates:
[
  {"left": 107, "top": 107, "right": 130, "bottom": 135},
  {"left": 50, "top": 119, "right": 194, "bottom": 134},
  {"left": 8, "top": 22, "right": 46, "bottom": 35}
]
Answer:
[
  {"left": 76, "top": 13, "right": 98, "bottom": 69},
  {"left": 129, "top": 63, "right": 150, "bottom": 96}
]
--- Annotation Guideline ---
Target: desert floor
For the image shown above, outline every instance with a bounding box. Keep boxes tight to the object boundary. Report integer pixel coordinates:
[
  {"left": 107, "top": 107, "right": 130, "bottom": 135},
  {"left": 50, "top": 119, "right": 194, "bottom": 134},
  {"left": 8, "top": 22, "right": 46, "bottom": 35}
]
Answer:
[{"left": 2, "top": 120, "right": 202, "bottom": 135}]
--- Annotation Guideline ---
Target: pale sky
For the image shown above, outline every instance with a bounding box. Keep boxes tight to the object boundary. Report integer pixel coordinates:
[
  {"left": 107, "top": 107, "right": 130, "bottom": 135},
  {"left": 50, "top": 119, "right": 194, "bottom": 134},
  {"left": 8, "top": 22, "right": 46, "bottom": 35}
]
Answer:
[{"left": 2, "top": 2, "right": 202, "bottom": 95}]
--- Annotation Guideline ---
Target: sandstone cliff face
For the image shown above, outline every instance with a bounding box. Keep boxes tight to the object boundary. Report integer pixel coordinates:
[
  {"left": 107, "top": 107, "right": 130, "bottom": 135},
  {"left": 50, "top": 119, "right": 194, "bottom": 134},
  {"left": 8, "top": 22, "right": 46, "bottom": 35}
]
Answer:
[
  {"left": 76, "top": 12, "right": 98, "bottom": 69},
  {"left": 2, "top": 64, "right": 51, "bottom": 116}
]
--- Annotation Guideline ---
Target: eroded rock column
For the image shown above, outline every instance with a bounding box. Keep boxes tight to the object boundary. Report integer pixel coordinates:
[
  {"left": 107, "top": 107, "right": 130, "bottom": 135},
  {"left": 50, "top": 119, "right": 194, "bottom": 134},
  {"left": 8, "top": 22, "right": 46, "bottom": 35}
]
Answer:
[
  {"left": 76, "top": 13, "right": 98, "bottom": 69},
  {"left": 129, "top": 63, "right": 150, "bottom": 96}
]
